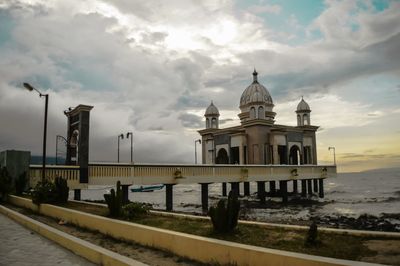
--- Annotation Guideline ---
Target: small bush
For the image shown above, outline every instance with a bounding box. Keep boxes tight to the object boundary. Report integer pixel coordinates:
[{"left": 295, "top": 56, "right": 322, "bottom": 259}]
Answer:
[
  {"left": 54, "top": 176, "right": 69, "bottom": 204},
  {"left": 0, "top": 167, "right": 13, "bottom": 201},
  {"left": 209, "top": 190, "right": 240, "bottom": 234},
  {"left": 123, "top": 202, "right": 150, "bottom": 219},
  {"left": 32, "top": 179, "right": 57, "bottom": 205},
  {"left": 15, "top": 171, "right": 27, "bottom": 195},
  {"left": 104, "top": 181, "right": 123, "bottom": 217},
  {"left": 305, "top": 220, "right": 319, "bottom": 246}
]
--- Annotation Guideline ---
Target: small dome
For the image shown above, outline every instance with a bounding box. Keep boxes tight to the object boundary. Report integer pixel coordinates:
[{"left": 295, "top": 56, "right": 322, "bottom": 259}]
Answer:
[
  {"left": 205, "top": 101, "right": 220, "bottom": 116},
  {"left": 240, "top": 70, "right": 273, "bottom": 108},
  {"left": 297, "top": 97, "right": 310, "bottom": 111}
]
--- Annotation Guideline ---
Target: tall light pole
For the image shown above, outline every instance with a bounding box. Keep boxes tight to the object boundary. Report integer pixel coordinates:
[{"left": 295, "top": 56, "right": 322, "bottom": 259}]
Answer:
[
  {"left": 195, "top": 139, "right": 201, "bottom": 164},
  {"left": 126, "top": 132, "right": 133, "bottom": 163},
  {"left": 328, "top": 146, "right": 336, "bottom": 165},
  {"left": 117, "top": 133, "right": 124, "bottom": 163},
  {"left": 24, "top": 83, "right": 48, "bottom": 182},
  {"left": 56, "top": 135, "right": 68, "bottom": 165}
]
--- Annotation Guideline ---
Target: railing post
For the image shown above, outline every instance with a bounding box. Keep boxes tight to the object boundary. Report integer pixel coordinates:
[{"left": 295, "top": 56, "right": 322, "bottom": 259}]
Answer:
[
  {"left": 222, "top": 182, "right": 227, "bottom": 196},
  {"left": 307, "top": 179, "right": 313, "bottom": 196},
  {"left": 269, "top": 181, "right": 276, "bottom": 196},
  {"left": 165, "top": 184, "right": 174, "bottom": 211},
  {"left": 313, "top": 179, "right": 318, "bottom": 192},
  {"left": 280, "top": 180, "right": 288, "bottom": 203},
  {"left": 121, "top": 185, "right": 129, "bottom": 204},
  {"left": 230, "top": 182, "right": 240, "bottom": 196},
  {"left": 293, "top": 180, "right": 298, "bottom": 194},
  {"left": 74, "top": 189, "right": 81, "bottom": 201}
]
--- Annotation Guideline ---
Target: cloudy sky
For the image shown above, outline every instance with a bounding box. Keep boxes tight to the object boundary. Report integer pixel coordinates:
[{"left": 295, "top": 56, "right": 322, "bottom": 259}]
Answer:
[{"left": 0, "top": 0, "right": 399, "bottom": 172}]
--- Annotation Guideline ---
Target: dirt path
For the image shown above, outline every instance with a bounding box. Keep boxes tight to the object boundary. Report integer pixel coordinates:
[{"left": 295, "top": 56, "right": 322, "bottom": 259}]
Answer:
[{"left": 5, "top": 204, "right": 205, "bottom": 266}]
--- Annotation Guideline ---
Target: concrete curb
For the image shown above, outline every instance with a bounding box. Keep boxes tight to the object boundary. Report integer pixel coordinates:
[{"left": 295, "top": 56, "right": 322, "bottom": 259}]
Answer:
[
  {"left": 0, "top": 204, "right": 147, "bottom": 266},
  {"left": 73, "top": 200, "right": 400, "bottom": 238}
]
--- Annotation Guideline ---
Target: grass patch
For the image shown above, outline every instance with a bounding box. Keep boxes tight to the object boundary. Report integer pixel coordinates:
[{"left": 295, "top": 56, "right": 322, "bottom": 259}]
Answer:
[{"left": 62, "top": 200, "right": 381, "bottom": 261}]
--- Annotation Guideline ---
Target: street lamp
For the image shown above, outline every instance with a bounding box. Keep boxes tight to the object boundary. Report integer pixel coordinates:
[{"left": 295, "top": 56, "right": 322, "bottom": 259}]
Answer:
[
  {"left": 126, "top": 132, "right": 133, "bottom": 163},
  {"left": 117, "top": 134, "right": 124, "bottom": 163},
  {"left": 56, "top": 135, "right": 68, "bottom": 165},
  {"left": 24, "top": 83, "right": 48, "bottom": 182},
  {"left": 195, "top": 139, "right": 201, "bottom": 164},
  {"left": 328, "top": 146, "right": 336, "bottom": 165}
]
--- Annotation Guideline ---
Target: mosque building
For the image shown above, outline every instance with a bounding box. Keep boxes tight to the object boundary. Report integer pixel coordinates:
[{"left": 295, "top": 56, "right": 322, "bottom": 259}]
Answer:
[{"left": 198, "top": 70, "right": 318, "bottom": 166}]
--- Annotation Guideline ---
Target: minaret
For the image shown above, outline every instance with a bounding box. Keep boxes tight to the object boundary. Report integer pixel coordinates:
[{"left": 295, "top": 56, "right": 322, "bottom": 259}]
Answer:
[
  {"left": 204, "top": 101, "right": 220, "bottom": 129},
  {"left": 296, "top": 97, "right": 311, "bottom": 126}
]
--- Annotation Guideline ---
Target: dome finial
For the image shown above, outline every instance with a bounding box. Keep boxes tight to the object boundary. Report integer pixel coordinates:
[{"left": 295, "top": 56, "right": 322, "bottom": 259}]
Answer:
[{"left": 252, "top": 68, "right": 258, "bottom": 83}]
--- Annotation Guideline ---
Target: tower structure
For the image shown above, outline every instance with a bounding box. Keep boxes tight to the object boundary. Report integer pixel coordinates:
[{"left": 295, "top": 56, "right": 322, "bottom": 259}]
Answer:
[{"left": 296, "top": 97, "right": 311, "bottom": 126}]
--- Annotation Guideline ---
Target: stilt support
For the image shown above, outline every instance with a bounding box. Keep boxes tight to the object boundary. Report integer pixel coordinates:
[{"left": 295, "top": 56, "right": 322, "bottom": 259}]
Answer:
[
  {"left": 293, "top": 180, "right": 298, "bottom": 194},
  {"left": 244, "top": 182, "right": 250, "bottom": 196},
  {"left": 319, "top": 178, "right": 324, "bottom": 198},
  {"left": 230, "top": 182, "right": 240, "bottom": 196},
  {"left": 166, "top": 184, "right": 173, "bottom": 211},
  {"left": 222, "top": 182, "right": 227, "bottom": 197},
  {"left": 313, "top": 179, "right": 318, "bottom": 193},
  {"left": 269, "top": 181, "right": 276, "bottom": 196},
  {"left": 307, "top": 179, "right": 313, "bottom": 196},
  {"left": 74, "top": 189, "right": 81, "bottom": 201},
  {"left": 257, "top": 181, "right": 266, "bottom": 203},
  {"left": 301, "top": 180, "right": 307, "bottom": 197},
  {"left": 201, "top": 183, "right": 209, "bottom": 212},
  {"left": 121, "top": 185, "right": 129, "bottom": 204},
  {"left": 280, "top": 181, "right": 288, "bottom": 203}
]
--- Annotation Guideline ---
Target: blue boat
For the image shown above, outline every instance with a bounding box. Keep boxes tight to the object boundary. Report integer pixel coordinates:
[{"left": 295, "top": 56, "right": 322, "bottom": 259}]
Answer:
[{"left": 130, "top": 184, "right": 165, "bottom": 192}]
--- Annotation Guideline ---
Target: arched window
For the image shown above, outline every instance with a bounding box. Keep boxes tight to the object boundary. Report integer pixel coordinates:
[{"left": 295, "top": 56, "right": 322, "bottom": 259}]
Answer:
[
  {"left": 303, "top": 114, "right": 308, "bottom": 125},
  {"left": 258, "top": 106, "right": 264, "bottom": 119},
  {"left": 297, "top": 115, "right": 301, "bottom": 126},
  {"left": 250, "top": 107, "right": 256, "bottom": 119},
  {"left": 211, "top": 118, "right": 217, "bottom": 128},
  {"left": 206, "top": 118, "right": 210, "bottom": 128}
]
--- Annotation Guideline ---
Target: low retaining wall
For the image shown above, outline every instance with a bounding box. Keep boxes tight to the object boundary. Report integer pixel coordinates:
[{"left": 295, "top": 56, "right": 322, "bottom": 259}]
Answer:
[
  {"left": 0, "top": 204, "right": 146, "bottom": 266},
  {"left": 9, "top": 195, "right": 379, "bottom": 266}
]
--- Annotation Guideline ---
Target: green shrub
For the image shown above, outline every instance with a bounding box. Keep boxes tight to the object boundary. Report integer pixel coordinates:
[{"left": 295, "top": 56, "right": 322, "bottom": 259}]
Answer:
[
  {"left": 31, "top": 176, "right": 69, "bottom": 205},
  {"left": 123, "top": 202, "right": 150, "bottom": 219},
  {"left": 305, "top": 220, "right": 319, "bottom": 246},
  {"left": 0, "top": 167, "right": 13, "bottom": 201},
  {"left": 104, "top": 181, "right": 123, "bottom": 217},
  {"left": 54, "top": 176, "right": 69, "bottom": 204},
  {"left": 209, "top": 190, "right": 240, "bottom": 233},
  {"left": 15, "top": 171, "right": 27, "bottom": 196}
]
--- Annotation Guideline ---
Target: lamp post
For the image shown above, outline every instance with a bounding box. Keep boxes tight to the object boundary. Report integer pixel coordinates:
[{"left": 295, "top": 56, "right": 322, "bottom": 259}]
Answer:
[
  {"left": 328, "top": 146, "right": 336, "bottom": 165},
  {"left": 24, "top": 83, "right": 48, "bottom": 182},
  {"left": 126, "top": 132, "right": 133, "bottom": 163},
  {"left": 195, "top": 139, "right": 201, "bottom": 164},
  {"left": 56, "top": 135, "right": 68, "bottom": 165},
  {"left": 117, "top": 134, "right": 124, "bottom": 163}
]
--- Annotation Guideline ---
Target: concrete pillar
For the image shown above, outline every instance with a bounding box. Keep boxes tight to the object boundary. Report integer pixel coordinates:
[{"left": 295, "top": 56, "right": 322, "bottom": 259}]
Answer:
[
  {"left": 166, "top": 184, "right": 173, "bottom": 211},
  {"left": 319, "top": 178, "right": 324, "bottom": 198},
  {"left": 121, "top": 185, "right": 129, "bottom": 204},
  {"left": 222, "top": 182, "right": 227, "bottom": 196},
  {"left": 243, "top": 182, "right": 250, "bottom": 196},
  {"left": 74, "top": 189, "right": 81, "bottom": 201},
  {"left": 201, "top": 183, "right": 209, "bottom": 212},
  {"left": 313, "top": 179, "right": 318, "bottom": 192},
  {"left": 307, "top": 179, "right": 313, "bottom": 196},
  {"left": 269, "top": 181, "right": 276, "bottom": 196},
  {"left": 257, "top": 181, "right": 266, "bottom": 203},
  {"left": 230, "top": 182, "right": 240, "bottom": 196},
  {"left": 293, "top": 180, "right": 298, "bottom": 194},
  {"left": 301, "top": 180, "right": 307, "bottom": 197},
  {"left": 280, "top": 181, "right": 288, "bottom": 203}
]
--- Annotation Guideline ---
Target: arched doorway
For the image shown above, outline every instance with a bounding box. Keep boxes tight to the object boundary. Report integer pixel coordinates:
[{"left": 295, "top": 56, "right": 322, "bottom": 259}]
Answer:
[
  {"left": 289, "top": 145, "right": 301, "bottom": 165},
  {"left": 216, "top": 148, "right": 229, "bottom": 164}
]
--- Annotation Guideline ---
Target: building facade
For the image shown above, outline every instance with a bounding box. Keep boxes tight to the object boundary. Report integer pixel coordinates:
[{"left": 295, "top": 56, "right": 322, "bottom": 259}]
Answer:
[{"left": 198, "top": 70, "right": 318, "bottom": 166}]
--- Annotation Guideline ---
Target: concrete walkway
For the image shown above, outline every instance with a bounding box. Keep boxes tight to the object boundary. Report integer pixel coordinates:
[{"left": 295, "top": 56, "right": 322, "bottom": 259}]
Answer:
[{"left": 0, "top": 213, "right": 96, "bottom": 266}]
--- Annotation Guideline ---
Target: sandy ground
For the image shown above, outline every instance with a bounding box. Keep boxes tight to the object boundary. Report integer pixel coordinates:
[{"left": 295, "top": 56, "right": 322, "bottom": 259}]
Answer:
[{"left": 362, "top": 240, "right": 400, "bottom": 266}]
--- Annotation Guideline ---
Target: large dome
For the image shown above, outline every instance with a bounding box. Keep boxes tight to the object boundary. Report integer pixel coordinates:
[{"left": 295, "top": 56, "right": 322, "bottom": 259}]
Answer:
[{"left": 240, "top": 70, "right": 273, "bottom": 108}]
